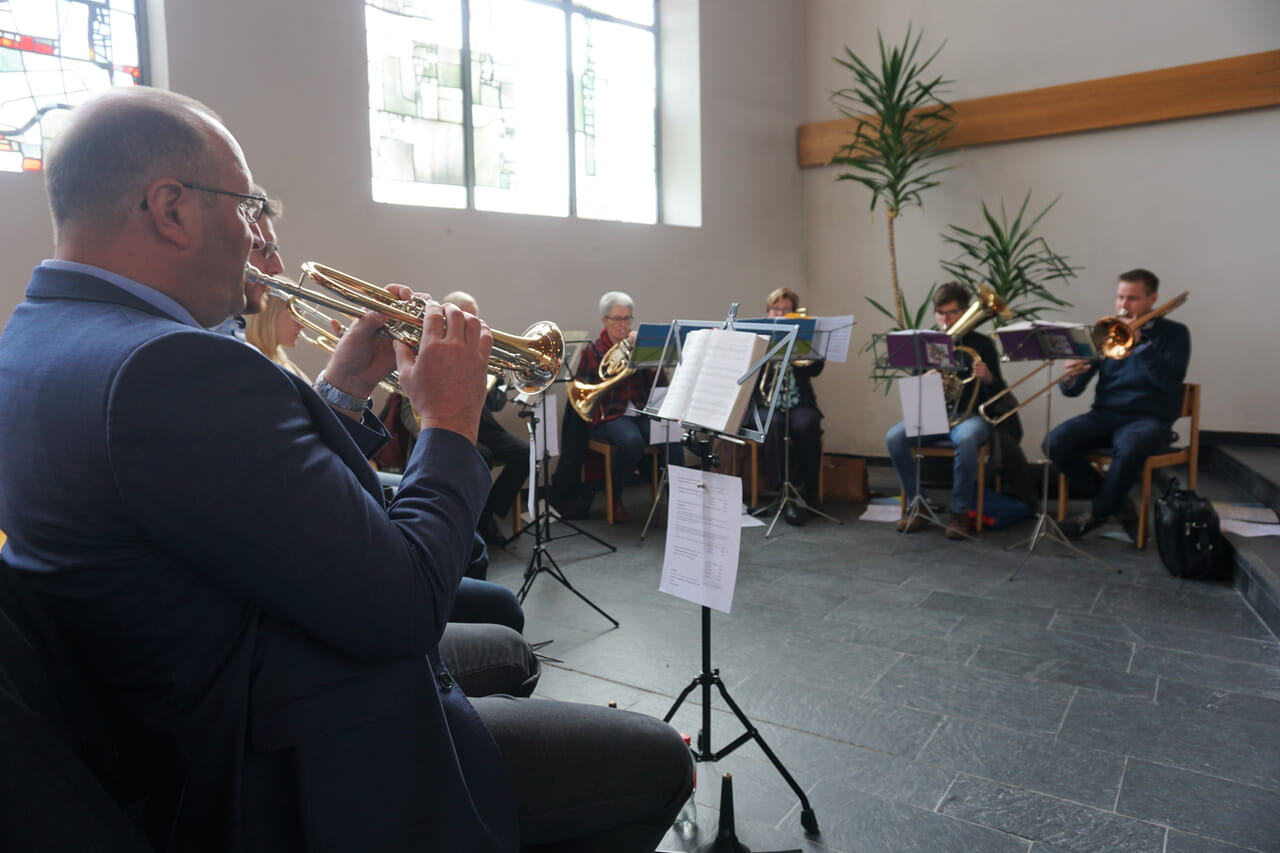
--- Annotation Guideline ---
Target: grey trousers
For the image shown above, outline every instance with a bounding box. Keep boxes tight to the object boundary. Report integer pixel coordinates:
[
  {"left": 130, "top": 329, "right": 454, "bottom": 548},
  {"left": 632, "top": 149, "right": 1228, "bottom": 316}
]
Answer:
[
  {"left": 440, "top": 622, "right": 541, "bottom": 698},
  {"left": 474, "top": 695, "right": 693, "bottom": 853}
]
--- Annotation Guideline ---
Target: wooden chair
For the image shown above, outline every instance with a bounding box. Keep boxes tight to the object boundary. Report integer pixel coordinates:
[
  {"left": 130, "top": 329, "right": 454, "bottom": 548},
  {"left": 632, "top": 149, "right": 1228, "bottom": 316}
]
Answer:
[
  {"left": 745, "top": 440, "right": 824, "bottom": 509},
  {"left": 1056, "top": 383, "right": 1200, "bottom": 549},
  {"left": 585, "top": 440, "right": 662, "bottom": 524},
  {"left": 908, "top": 443, "right": 992, "bottom": 531}
]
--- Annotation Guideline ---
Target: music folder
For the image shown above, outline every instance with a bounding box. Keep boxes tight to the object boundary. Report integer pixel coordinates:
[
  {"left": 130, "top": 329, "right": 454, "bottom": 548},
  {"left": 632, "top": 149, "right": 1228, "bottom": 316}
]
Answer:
[
  {"left": 995, "top": 321, "right": 1097, "bottom": 361},
  {"left": 885, "top": 330, "right": 955, "bottom": 369}
]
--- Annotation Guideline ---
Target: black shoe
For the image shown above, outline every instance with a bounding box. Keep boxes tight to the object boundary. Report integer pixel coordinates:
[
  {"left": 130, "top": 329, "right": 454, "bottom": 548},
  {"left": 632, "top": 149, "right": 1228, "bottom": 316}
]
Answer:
[
  {"left": 550, "top": 492, "right": 592, "bottom": 520},
  {"left": 1115, "top": 498, "right": 1140, "bottom": 543},
  {"left": 1060, "top": 510, "right": 1106, "bottom": 539},
  {"left": 783, "top": 501, "right": 806, "bottom": 526},
  {"left": 477, "top": 512, "right": 503, "bottom": 544}
]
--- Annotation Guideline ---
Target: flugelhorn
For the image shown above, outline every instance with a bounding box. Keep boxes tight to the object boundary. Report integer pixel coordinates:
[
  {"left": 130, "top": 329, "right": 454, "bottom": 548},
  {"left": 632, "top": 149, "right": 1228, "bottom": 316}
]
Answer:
[
  {"left": 245, "top": 263, "right": 564, "bottom": 394},
  {"left": 978, "top": 290, "right": 1190, "bottom": 426}
]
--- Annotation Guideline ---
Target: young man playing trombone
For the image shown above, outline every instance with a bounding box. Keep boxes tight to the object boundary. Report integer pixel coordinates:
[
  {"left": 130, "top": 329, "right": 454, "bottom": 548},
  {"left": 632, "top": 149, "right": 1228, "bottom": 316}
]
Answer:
[{"left": 1048, "top": 269, "right": 1191, "bottom": 539}]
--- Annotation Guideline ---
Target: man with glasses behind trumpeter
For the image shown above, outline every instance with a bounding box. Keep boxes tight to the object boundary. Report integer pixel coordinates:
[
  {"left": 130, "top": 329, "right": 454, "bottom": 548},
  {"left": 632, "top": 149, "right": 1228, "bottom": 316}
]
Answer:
[
  {"left": 211, "top": 190, "right": 284, "bottom": 338},
  {"left": 885, "top": 282, "right": 1007, "bottom": 540},
  {"left": 0, "top": 87, "right": 689, "bottom": 852}
]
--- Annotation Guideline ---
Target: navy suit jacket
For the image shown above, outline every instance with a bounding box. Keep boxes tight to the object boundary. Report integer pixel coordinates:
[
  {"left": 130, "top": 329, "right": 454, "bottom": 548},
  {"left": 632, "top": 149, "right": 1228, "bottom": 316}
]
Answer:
[{"left": 0, "top": 267, "right": 519, "bottom": 852}]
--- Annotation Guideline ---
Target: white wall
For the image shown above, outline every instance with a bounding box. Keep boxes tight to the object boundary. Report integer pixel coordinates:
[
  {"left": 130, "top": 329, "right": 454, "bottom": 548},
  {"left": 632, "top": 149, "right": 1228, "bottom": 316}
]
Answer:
[
  {"left": 0, "top": 0, "right": 807, "bottom": 387},
  {"left": 804, "top": 0, "right": 1280, "bottom": 456}
]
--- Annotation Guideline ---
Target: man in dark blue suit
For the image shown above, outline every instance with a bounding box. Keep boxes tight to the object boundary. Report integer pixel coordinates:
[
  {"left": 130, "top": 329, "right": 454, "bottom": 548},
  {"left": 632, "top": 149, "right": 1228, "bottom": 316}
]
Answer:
[{"left": 0, "top": 87, "right": 689, "bottom": 852}]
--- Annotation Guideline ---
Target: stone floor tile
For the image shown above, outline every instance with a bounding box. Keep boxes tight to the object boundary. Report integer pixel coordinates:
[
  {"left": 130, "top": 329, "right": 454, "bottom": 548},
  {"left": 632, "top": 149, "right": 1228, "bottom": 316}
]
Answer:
[
  {"left": 916, "top": 717, "right": 1125, "bottom": 808},
  {"left": 865, "top": 654, "right": 1075, "bottom": 734},
  {"left": 1132, "top": 646, "right": 1280, "bottom": 699},
  {"left": 940, "top": 774, "right": 1166, "bottom": 852},
  {"left": 1118, "top": 758, "right": 1280, "bottom": 851}
]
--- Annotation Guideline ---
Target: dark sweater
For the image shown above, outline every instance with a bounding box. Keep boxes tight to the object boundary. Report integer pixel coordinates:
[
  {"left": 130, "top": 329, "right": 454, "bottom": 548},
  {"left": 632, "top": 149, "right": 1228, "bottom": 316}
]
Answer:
[{"left": 1061, "top": 316, "right": 1190, "bottom": 423}]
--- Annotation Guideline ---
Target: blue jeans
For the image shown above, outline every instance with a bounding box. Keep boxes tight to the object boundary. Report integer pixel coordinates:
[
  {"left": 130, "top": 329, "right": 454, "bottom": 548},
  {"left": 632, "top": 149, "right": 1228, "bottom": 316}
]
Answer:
[
  {"left": 886, "top": 414, "right": 992, "bottom": 514},
  {"left": 588, "top": 415, "right": 682, "bottom": 489},
  {"left": 1046, "top": 410, "right": 1171, "bottom": 518}
]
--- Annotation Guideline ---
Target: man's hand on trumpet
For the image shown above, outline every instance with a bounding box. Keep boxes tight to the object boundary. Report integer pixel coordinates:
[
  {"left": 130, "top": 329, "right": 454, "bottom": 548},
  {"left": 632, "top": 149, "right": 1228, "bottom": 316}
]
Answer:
[{"left": 395, "top": 298, "right": 492, "bottom": 445}]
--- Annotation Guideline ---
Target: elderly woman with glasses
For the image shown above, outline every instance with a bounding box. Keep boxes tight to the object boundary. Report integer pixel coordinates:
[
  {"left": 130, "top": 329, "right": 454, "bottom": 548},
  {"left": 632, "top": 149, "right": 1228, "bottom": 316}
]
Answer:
[{"left": 551, "top": 291, "right": 681, "bottom": 523}]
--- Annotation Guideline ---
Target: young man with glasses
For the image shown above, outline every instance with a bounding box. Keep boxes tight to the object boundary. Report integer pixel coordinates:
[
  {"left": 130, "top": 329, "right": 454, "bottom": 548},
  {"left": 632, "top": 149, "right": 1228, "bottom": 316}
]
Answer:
[{"left": 884, "top": 282, "right": 1006, "bottom": 539}]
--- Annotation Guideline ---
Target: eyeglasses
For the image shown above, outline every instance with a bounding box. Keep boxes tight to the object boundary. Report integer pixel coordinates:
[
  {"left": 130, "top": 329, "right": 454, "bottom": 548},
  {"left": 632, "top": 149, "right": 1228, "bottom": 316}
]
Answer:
[
  {"left": 605, "top": 315, "right": 634, "bottom": 323},
  {"left": 179, "top": 182, "right": 269, "bottom": 223}
]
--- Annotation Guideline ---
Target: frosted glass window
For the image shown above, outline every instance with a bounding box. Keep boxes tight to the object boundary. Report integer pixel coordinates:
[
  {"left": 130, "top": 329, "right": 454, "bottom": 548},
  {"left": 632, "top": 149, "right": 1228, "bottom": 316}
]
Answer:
[
  {"left": 0, "top": 0, "right": 144, "bottom": 173},
  {"left": 470, "top": 0, "right": 568, "bottom": 217},
  {"left": 366, "top": 0, "right": 661, "bottom": 224},
  {"left": 572, "top": 13, "right": 655, "bottom": 223}
]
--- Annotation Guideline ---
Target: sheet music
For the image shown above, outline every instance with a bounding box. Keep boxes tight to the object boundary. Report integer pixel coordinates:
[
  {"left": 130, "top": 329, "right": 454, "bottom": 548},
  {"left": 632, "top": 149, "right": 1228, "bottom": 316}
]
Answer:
[
  {"left": 898, "top": 373, "right": 949, "bottom": 437},
  {"left": 659, "top": 464, "right": 742, "bottom": 613},
  {"left": 656, "top": 329, "right": 707, "bottom": 422},
  {"left": 682, "top": 331, "right": 762, "bottom": 431},
  {"left": 524, "top": 392, "right": 558, "bottom": 519},
  {"left": 813, "top": 314, "right": 854, "bottom": 362}
]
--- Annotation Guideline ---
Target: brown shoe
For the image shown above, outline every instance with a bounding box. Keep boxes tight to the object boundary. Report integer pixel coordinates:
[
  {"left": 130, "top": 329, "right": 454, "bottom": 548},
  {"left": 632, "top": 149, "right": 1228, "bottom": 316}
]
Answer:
[
  {"left": 945, "top": 512, "right": 972, "bottom": 540},
  {"left": 611, "top": 499, "right": 628, "bottom": 524},
  {"left": 896, "top": 515, "right": 928, "bottom": 533}
]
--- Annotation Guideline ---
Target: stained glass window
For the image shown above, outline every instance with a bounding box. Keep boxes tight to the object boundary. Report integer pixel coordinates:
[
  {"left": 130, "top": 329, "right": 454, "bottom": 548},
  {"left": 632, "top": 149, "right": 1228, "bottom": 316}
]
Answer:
[
  {"left": 366, "top": 0, "right": 659, "bottom": 224},
  {"left": 0, "top": 0, "right": 145, "bottom": 173}
]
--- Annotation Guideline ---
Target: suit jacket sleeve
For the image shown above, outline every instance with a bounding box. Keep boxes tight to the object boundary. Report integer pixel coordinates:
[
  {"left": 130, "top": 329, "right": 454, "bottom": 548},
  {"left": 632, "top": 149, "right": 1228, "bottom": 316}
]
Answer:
[{"left": 105, "top": 332, "right": 489, "bottom": 661}]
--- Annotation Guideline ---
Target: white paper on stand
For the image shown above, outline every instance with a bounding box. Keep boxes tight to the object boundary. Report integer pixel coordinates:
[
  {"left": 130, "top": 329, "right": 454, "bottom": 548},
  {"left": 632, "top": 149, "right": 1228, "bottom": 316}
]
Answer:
[
  {"left": 524, "top": 392, "right": 558, "bottom": 519},
  {"left": 898, "top": 373, "right": 949, "bottom": 437},
  {"left": 659, "top": 465, "right": 742, "bottom": 614},
  {"left": 813, "top": 315, "right": 854, "bottom": 363}
]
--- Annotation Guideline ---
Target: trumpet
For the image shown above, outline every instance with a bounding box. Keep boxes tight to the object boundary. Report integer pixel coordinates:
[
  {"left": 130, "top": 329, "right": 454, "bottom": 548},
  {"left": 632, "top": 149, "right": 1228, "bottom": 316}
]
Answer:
[
  {"left": 979, "top": 290, "right": 1189, "bottom": 425},
  {"left": 286, "top": 298, "right": 403, "bottom": 395},
  {"left": 245, "top": 263, "right": 564, "bottom": 394}
]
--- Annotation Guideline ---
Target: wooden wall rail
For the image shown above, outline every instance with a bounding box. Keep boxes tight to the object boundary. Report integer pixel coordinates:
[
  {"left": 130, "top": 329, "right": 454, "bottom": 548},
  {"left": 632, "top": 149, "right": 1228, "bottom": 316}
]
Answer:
[{"left": 798, "top": 49, "right": 1280, "bottom": 167}]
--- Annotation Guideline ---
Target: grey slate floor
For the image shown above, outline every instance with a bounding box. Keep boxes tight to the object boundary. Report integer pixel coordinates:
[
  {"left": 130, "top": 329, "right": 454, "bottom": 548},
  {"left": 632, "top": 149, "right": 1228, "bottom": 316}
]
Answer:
[{"left": 486, "top": 468, "right": 1280, "bottom": 853}]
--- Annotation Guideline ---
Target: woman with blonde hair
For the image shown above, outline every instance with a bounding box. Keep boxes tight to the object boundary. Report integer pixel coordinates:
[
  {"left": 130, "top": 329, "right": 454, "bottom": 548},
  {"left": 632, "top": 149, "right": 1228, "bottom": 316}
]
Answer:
[{"left": 244, "top": 288, "right": 307, "bottom": 380}]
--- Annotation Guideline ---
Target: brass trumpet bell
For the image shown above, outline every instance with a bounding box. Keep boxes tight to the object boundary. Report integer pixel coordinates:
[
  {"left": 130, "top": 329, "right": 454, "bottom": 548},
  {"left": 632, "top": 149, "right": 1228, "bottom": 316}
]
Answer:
[{"left": 246, "top": 263, "right": 564, "bottom": 394}]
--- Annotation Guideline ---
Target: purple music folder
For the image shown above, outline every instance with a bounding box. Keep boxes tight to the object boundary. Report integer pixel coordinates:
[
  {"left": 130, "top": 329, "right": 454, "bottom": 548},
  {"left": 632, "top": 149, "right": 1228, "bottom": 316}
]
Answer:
[
  {"left": 885, "top": 330, "right": 954, "bottom": 369},
  {"left": 995, "top": 322, "right": 1096, "bottom": 361}
]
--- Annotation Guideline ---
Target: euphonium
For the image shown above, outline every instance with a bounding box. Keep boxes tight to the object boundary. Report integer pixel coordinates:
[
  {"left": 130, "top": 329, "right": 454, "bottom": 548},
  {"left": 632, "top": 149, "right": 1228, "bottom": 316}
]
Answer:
[
  {"left": 941, "top": 284, "right": 1012, "bottom": 427},
  {"left": 245, "top": 264, "right": 564, "bottom": 394},
  {"left": 568, "top": 338, "right": 636, "bottom": 422}
]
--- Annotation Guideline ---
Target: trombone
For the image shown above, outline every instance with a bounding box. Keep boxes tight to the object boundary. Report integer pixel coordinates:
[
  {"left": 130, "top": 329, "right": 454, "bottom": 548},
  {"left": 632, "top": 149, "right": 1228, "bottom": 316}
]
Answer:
[
  {"left": 245, "top": 263, "right": 564, "bottom": 394},
  {"left": 978, "top": 290, "right": 1189, "bottom": 425}
]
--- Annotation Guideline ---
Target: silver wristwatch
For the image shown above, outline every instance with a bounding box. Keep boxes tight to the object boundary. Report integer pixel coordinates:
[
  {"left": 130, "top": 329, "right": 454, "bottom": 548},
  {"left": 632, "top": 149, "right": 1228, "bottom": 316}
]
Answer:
[{"left": 313, "top": 371, "right": 370, "bottom": 412}]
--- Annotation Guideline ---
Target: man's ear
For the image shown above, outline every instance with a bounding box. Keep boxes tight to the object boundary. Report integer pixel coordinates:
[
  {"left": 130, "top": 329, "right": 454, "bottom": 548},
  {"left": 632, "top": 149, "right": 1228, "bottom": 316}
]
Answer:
[{"left": 140, "top": 178, "right": 195, "bottom": 250}]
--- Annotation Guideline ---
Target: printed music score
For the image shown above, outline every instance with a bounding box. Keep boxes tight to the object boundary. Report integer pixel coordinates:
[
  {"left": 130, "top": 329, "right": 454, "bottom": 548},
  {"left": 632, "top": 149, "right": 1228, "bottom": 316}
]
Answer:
[{"left": 659, "top": 464, "right": 742, "bottom": 613}]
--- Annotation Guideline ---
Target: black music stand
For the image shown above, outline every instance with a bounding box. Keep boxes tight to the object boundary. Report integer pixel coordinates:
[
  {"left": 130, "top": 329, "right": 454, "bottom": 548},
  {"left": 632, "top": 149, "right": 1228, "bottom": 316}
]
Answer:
[
  {"left": 875, "top": 331, "right": 978, "bottom": 549},
  {"left": 991, "top": 325, "right": 1118, "bottom": 579},
  {"left": 662, "top": 430, "right": 817, "bottom": 852},
  {"left": 511, "top": 387, "right": 619, "bottom": 627},
  {"left": 752, "top": 357, "right": 841, "bottom": 537}
]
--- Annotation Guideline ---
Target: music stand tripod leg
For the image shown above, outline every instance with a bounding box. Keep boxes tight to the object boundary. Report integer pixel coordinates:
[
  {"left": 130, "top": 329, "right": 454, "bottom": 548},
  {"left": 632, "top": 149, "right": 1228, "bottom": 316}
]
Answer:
[
  {"left": 663, "top": 438, "right": 819, "bottom": 847},
  {"left": 1003, "top": 361, "right": 1118, "bottom": 580}
]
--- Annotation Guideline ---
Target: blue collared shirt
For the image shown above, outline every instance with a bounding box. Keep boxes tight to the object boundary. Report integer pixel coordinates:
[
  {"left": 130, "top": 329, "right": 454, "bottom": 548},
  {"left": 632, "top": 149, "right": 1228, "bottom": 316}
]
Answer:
[{"left": 40, "top": 259, "right": 206, "bottom": 329}]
